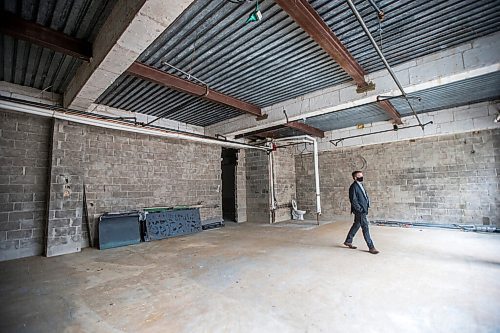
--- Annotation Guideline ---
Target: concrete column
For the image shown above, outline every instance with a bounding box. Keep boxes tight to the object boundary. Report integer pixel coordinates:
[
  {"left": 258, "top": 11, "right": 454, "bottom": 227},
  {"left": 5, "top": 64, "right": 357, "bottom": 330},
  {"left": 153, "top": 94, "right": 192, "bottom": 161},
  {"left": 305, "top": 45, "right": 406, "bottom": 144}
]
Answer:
[{"left": 64, "top": 0, "right": 194, "bottom": 111}]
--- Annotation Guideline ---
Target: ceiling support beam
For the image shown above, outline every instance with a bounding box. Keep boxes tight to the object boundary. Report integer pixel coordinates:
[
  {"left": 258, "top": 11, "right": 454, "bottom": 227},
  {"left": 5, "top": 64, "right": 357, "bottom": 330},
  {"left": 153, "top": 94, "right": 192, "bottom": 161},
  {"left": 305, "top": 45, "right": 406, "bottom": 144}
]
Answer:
[
  {"left": 285, "top": 121, "right": 325, "bottom": 138},
  {"left": 0, "top": 11, "right": 92, "bottom": 61},
  {"left": 274, "top": 0, "right": 367, "bottom": 89},
  {"left": 275, "top": 0, "right": 403, "bottom": 122},
  {"left": 377, "top": 100, "right": 402, "bottom": 125},
  {"left": 127, "top": 62, "right": 262, "bottom": 117},
  {"left": 64, "top": 0, "right": 195, "bottom": 111},
  {"left": 235, "top": 124, "right": 285, "bottom": 139}
]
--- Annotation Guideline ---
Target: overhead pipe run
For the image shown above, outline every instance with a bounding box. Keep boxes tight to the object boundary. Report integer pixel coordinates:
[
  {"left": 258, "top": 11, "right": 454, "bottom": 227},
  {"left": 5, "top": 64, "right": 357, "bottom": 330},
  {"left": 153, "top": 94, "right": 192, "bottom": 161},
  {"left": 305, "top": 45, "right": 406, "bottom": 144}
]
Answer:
[
  {"left": 346, "top": 0, "right": 424, "bottom": 129},
  {"left": 0, "top": 97, "right": 269, "bottom": 151},
  {"left": 330, "top": 121, "right": 433, "bottom": 146}
]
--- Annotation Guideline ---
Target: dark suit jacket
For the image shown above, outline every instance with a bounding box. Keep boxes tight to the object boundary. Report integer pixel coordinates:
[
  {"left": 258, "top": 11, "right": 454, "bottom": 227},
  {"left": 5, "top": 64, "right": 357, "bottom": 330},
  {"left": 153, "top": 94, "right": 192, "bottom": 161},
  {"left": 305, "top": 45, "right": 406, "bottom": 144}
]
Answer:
[{"left": 349, "top": 181, "right": 370, "bottom": 215}]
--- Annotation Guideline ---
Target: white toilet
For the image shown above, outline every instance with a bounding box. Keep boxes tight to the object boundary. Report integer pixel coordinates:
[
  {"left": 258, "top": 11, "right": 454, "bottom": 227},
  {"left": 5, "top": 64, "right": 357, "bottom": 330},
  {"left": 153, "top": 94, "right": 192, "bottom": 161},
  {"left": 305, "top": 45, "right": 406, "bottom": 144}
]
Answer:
[{"left": 291, "top": 199, "right": 306, "bottom": 220}]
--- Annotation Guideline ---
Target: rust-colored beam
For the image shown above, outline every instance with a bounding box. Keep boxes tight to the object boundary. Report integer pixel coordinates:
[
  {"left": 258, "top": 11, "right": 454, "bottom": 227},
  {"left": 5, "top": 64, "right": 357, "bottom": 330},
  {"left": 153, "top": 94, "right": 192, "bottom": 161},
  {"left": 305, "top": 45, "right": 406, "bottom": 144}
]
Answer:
[
  {"left": 377, "top": 99, "right": 402, "bottom": 125},
  {"left": 0, "top": 11, "right": 92, "bottom": 61},
  {"left": 275, "top": 0, "right": 367, "bottom": 88},
  {"left": 254, "top": 130, "right": 279, "bottom": 139},
  {"left": 285, "top": 121, "right": 325, "bottom": 138},
  {"left": 235, "top": 124, "right": 286, "bottom": 139},
  {"left": 127, "top": 62, "right": 262, "bottom": 117}
]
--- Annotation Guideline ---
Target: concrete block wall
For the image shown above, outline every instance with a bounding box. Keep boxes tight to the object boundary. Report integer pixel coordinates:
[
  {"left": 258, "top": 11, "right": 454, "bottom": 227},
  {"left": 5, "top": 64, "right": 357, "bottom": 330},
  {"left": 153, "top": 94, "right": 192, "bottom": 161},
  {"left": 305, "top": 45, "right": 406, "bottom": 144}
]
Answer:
[
  {"left": 83, "top": 124, "right": 222, "bottom": 245},
  {"left": 0, "top": 110, "right": 51, "bottom": 261},
  {"left": 1, "top": 111, "right": 223, "bottom": 260},
  {"left": 47, "top": 121, "right": 222, "bottom": 255},
  {"left": 295, "top": 129, "right": 500, "bottom": 225},
  {"left": 46, "top": 121, "right": 87, "bottom": 257},
  {"left": 245, "top": 150, "right": 270, "bottom": 223},
  {"left": 235, "top": 150, "right": 247, "bottom": 223},
  {"left": 273, "top": 147, "right": 297, "bottom": 222}
]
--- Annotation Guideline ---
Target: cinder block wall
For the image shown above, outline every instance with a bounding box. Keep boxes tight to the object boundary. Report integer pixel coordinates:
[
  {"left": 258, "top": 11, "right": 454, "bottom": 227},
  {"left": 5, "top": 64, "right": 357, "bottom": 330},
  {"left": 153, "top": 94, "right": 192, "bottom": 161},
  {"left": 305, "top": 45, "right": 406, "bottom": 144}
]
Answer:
[
  {"left": 296, "top": 129, "right": 500, "bottom": 225},
  {"left": 46, "top": 119, "right": 222, "bottom": 256},
  {"left": 0, "top": 111, "right": 51, "bottom": 261},
  {"left": 273, "top": 147, "right": 297, "bottom": 222},
  {"left": 245, "top": 150, "right": 270, "bottom": 223},
  {"left": 235, "top": 150, "right": 247, "bottom": 223},
  {"left": 1, "top": 111, "right": 223, "bottom": 260}
]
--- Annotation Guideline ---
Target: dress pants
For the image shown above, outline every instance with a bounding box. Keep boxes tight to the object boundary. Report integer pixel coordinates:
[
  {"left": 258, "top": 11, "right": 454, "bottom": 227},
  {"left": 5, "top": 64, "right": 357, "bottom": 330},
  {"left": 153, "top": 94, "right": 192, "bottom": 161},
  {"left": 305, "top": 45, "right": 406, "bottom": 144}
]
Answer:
[{"left": 345, "top": 213, "right": 374, "bottom": 249}]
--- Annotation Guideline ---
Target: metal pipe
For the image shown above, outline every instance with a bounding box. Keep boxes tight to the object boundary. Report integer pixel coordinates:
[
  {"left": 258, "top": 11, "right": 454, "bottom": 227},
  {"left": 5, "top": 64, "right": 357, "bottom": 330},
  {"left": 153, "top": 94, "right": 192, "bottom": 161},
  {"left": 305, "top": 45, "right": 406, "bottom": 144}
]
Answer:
[
  {"left": 268, "top": 149, "right": 276, "bottom": 224},
  {"left": 161, "top": 61, "right": 208, "bottom": 86},
  {"left": 366, "top": 0, "right": 384, "bottom": 20},
  {"left": 330, "top": 121, "right": 433, "bottom": 146},
  {"left": 346, "top": 0, "right": 424, "bottom": 129},
  {"left": 373, "top": 220, "right": 499, "bottom": 233},
  {"left": 271, "top": 135, "right": 322, "bottom": 222},
  {"left": 0, "top": 98, "right": 269, "bottom": 151},
  {"left": 312, "top": 137, "right": 321, "bottom": 224}
]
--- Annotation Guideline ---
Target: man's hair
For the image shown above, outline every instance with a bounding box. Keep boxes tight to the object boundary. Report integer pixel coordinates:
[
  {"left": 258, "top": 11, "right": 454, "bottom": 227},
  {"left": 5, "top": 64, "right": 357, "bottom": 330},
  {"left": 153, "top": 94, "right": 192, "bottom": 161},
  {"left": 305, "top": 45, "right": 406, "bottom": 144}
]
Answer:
[{"left": 352, "top": 170, "right": 362, "bottom": 178}]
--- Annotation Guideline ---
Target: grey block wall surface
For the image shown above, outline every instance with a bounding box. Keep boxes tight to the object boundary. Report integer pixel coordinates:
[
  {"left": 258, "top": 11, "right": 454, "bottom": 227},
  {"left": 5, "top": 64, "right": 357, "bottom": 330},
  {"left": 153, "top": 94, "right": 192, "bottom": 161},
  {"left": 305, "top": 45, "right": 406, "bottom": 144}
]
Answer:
[
  {"left": 245, "top": 150, "right": 270, "bottom": 223},
  {"left": 273, "top": 147, "right": 297, "bottom": 222},
  {"left": 49, "top": 120, "right": 223, "bottom": 256},
  {"left": 1, "top": 112, "right": 223, "bottom": 260},
  {"left": 0, "top": 110, "right": 51, "bottom": 261},
  {"left": 46, "top": 120, "right": 86, "bottom": 257},
  {"left": 235, "top": 150, "right": 247, "bottom": 223},
  {"left": 296, "top": 129, "right": 500, "bottom": 225}
]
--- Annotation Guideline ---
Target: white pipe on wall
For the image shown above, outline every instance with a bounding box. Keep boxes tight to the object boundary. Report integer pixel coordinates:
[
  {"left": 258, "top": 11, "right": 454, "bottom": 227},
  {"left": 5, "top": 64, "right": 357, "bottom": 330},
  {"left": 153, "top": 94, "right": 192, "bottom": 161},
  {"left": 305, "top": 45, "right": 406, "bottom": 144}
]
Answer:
[
  {"left": 0, "top": 99, "right": 269, "bottom": 151},
  {"left": 272, "top": 135, "right": 322, "bottom": 218},
  {"left": 267, "top": 146, "right": 276, "bottom": 224},
  {"left": 312, "top": 138, "right": 321, "bottom": 216}
]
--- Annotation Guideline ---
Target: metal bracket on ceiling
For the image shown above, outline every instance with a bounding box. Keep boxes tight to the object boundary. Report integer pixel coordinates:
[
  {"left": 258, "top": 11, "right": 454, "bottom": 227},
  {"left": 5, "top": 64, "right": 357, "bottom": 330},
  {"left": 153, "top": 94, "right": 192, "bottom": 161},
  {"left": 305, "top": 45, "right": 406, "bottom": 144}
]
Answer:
[
  {"left": 283, "top": 109, "right": 289, "bottom": 123},
  {"left": 356, "top": 81, "right": 376, "bottom": 93},
  {"left": 329, "top": 121, "right": 433, "bottom": 147},
  {"left": 256, "top": 113, "right": 268, "bottom": 121}
]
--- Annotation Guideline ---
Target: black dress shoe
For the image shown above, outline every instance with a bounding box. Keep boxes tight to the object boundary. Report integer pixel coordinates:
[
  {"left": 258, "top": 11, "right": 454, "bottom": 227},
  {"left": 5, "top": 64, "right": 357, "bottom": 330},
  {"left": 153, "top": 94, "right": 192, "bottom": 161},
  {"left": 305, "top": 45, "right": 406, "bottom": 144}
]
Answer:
[
  {"left": 344, "top": 242, "right": 357, "bottom": 249},
  {"left": 369, "top": 248, "right": 380, "bottom": 254}
]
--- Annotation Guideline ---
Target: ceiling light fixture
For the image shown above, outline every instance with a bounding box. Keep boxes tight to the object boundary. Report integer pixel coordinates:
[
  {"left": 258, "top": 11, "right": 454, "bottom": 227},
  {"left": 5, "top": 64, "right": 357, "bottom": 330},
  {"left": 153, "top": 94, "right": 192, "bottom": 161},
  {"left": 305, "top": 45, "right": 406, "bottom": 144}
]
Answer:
[{"left": 246, "top": 0, "right": 262, "bottom": 23}]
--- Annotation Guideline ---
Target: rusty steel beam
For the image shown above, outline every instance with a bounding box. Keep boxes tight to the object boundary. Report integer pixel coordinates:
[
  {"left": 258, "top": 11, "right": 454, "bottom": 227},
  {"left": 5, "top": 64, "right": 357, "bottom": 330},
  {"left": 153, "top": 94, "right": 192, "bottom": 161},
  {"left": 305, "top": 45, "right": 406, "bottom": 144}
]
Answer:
[
  {"left": 254, "top": 130, "right": 279, "bottom": 139},
  {"left": 235, "top": 124, "right": 286, "bottom": 139},
  {"left": 377, "top": 99, "right": 403, "bottom": 124},
  {"left": 285, "top": 121, "right": 325, "bottom": 138},
  {"left": 275, "top": 0, "right": 368, "bottom": 89},
  {"left": 127, "top": 62, "right": 262, "bottom": 117},
  {"left": 0, "top": 11, "right": 92, "bottom": 61}
]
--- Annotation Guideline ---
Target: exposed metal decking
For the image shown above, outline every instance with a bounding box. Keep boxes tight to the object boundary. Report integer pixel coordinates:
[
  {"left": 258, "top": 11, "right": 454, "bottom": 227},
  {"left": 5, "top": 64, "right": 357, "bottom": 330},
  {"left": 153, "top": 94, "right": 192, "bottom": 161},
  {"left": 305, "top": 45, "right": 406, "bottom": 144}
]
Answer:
[
  {"left": 0, "top": 0, "right": 117, "bottom": 94},
  {"left": 302, "top": 71, "right": 500, "bottom": 133},
  {"left": 97, "top": 0, "right": 500, "bottom": 127}
]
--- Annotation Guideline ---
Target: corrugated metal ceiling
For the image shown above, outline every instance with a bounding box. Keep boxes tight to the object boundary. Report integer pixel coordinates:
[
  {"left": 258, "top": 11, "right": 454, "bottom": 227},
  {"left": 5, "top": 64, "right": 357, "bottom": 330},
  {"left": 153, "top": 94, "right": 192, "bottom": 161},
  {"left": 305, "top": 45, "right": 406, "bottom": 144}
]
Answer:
[
  {"left": 97, "top": 0, "right": 500, "bottom": 127},
  {"left": 0, "top": 0, "right": 117, "bottom": 94},
  {"left": 301, "top": 71, "right": 500, "bottom": 133}
]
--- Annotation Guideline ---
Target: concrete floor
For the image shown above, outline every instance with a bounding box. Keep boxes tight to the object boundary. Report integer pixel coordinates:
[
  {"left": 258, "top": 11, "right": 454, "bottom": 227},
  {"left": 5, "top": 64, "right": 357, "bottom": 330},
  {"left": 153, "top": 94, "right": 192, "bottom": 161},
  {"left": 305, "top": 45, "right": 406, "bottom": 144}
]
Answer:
[{"left": 1, "top": 220, "right": 499, "bottom": 333}]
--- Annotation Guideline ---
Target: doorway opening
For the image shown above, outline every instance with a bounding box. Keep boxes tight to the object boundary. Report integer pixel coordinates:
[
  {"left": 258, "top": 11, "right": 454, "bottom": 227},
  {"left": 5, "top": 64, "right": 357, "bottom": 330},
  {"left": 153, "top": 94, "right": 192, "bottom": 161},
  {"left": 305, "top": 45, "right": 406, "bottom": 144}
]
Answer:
[{"left": 221, "top": 148, "right": 237, "bottom": 222}]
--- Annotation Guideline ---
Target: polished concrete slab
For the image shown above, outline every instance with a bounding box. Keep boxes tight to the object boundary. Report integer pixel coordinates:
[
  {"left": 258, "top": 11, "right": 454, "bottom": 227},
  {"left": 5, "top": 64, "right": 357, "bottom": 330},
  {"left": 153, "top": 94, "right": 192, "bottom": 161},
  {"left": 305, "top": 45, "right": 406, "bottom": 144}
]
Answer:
[{"left": 1, "top": 220, "right": 499, "bottom": 333}]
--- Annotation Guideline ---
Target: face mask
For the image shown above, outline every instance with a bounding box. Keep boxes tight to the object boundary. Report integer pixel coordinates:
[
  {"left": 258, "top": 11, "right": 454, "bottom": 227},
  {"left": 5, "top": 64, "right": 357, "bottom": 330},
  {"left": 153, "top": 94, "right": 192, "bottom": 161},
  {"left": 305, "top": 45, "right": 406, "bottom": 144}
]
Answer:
[{"left": 356, "top": 177, "right": 364, "bottom": 182}]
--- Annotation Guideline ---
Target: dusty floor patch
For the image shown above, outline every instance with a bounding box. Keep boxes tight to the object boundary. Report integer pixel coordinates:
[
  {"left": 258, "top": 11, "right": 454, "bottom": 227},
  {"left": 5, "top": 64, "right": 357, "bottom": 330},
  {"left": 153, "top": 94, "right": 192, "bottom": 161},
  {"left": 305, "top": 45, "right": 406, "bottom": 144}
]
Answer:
[{"left": 0, "top": 221, "right": 499, "bottom": 333}]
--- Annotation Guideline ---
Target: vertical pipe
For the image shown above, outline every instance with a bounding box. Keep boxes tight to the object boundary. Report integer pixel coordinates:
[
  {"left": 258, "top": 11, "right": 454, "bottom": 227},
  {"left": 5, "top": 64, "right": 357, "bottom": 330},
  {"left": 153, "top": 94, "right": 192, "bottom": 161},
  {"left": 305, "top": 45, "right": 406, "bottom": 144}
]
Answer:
[
  {"left": 312, "top": 138, "right": 321, "bottom": 225},
  {"left": 268, "top": 150, "right": 276, "bottom": 224}
]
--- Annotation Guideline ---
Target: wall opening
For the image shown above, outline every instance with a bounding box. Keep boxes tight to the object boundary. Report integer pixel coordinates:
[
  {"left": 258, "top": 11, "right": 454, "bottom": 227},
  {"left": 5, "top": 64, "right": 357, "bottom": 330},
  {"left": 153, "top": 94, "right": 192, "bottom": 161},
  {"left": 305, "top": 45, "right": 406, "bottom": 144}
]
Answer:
[{"left": 221, "top": 148, "right": 237, "bottom": 222}]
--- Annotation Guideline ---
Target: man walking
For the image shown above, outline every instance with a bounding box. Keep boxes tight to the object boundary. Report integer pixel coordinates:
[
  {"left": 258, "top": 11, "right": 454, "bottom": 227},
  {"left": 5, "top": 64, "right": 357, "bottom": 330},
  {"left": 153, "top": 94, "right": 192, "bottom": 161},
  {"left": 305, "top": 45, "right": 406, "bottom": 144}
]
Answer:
[{"left": 344, "top": 171, "right": 379, "bottom": 254}]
